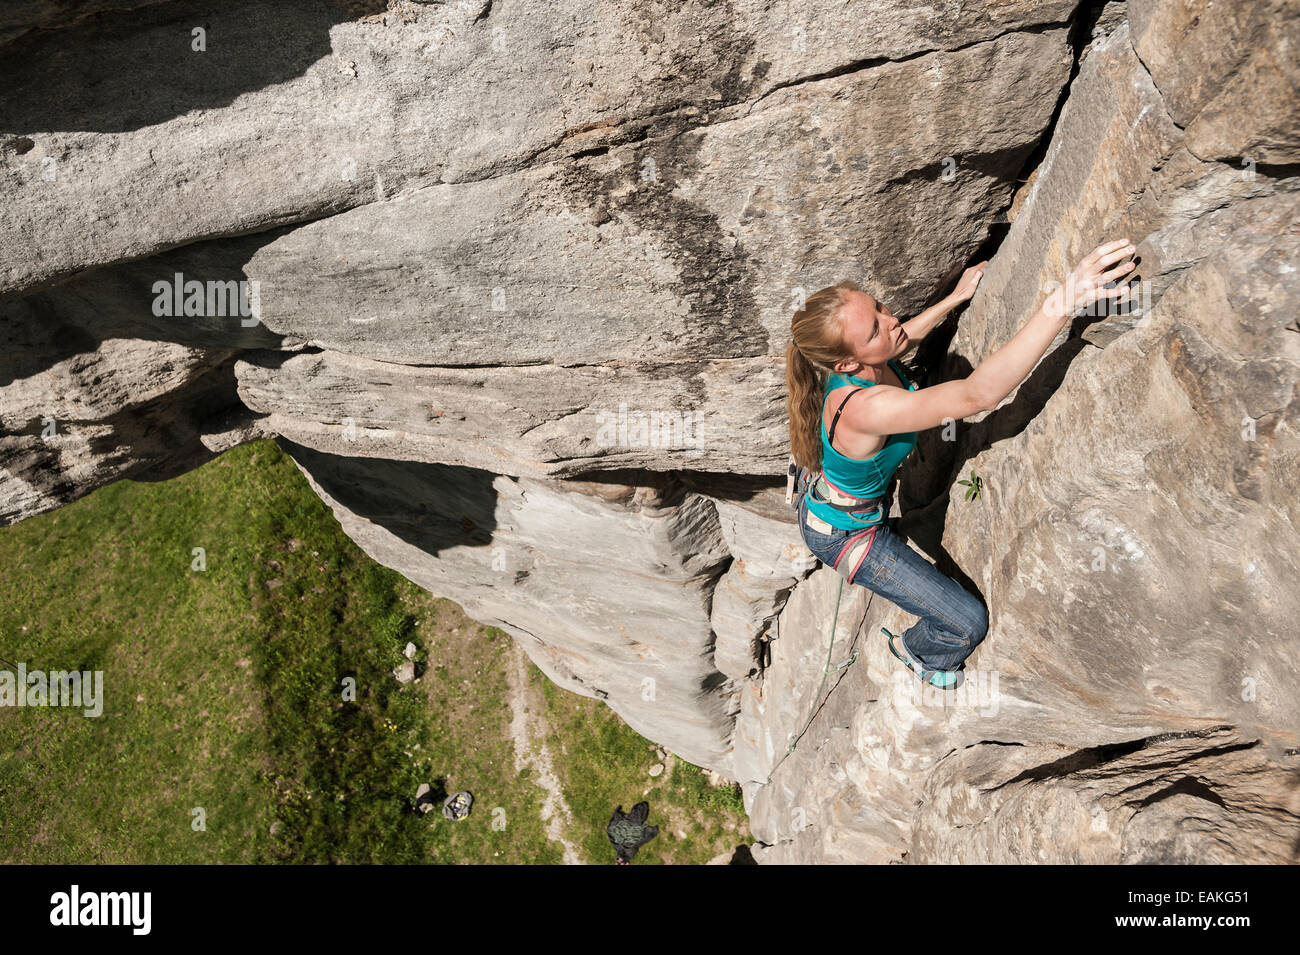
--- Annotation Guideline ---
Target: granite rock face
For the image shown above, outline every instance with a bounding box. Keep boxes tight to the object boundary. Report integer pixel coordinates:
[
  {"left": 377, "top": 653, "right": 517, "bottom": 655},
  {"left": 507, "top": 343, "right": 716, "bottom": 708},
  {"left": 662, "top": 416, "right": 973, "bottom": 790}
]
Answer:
[
  {"left": 742, "top": 11, "right": 1300, "bottom": 863},
  {"left": 2, "top": 1, "right": 1297, "bottom": 859},
  {"left": 278, "top": 439, "right": 742, "bottom": 770}
]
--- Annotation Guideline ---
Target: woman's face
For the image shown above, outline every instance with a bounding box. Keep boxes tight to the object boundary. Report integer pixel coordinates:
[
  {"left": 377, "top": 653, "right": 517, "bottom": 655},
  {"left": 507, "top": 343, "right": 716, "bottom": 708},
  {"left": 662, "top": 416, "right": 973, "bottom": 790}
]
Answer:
[{"left": 835, "top": 289, "right": 906, "bottom": 373}]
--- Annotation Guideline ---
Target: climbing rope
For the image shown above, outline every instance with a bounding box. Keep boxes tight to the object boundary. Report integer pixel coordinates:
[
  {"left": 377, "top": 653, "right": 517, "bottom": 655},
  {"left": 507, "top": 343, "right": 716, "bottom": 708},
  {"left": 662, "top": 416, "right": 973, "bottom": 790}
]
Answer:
[{"left": 762, "top": 576, "right": 858, "bottom": 786}]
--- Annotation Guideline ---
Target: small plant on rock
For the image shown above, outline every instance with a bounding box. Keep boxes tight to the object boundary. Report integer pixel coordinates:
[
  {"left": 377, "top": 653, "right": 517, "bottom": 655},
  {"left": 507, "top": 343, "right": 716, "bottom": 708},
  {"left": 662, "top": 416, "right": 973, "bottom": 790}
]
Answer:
[{"left": 957, "top": 469, "right": 983, "bottom": 502}]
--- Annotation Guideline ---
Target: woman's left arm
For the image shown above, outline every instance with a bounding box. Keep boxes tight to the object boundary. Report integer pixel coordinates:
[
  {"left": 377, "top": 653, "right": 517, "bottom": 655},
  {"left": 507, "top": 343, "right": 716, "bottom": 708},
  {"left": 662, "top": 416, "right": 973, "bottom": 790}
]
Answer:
[{"left": 900, "top": 262, "right": 986, "bottom": 351}]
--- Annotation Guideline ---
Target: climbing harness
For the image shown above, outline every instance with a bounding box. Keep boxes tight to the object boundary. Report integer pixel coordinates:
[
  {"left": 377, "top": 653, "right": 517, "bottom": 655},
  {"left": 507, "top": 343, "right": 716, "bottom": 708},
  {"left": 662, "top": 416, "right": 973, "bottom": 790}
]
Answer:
[
  {"left": 822, "top": 517, "right": 881, "bottom": 585},
  {"left": 788, "top": 453, "right": 887, "bottom": 526},
  {"left": 808, "top": 470, "right": 889, "bottom": 526},
  {"left": 787, "top": 453, "right": 887, "bottom": 585}
]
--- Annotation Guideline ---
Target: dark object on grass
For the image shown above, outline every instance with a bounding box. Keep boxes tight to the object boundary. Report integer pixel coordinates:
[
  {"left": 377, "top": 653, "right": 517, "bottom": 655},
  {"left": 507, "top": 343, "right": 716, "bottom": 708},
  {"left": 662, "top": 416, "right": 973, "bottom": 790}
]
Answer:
[
  {"left": 414, "top": 783, "right": 437, "bottom": 815},
  {"left": 443, "top": 791, "right": 473, "bottom": 821},
  {"left": 606, "top": 801, "right": 659, "bottom": 864}
]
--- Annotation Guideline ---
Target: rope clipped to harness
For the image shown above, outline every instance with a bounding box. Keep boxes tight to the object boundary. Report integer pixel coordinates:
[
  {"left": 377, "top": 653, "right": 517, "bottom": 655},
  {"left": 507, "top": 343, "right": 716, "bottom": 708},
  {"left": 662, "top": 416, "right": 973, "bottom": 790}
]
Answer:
[
  {"left": 766, "top": 453, "right": 873, "bottom": 787},
  {"left": 762, "top": 576, "right": 858, "bottom": 787}
]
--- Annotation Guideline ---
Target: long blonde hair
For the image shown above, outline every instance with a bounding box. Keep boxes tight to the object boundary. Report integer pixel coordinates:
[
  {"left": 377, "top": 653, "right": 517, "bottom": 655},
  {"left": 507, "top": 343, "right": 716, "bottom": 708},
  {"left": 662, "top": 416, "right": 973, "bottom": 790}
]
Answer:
[{"left": 785, "top": 280, "right": 862, "bottom": 472}]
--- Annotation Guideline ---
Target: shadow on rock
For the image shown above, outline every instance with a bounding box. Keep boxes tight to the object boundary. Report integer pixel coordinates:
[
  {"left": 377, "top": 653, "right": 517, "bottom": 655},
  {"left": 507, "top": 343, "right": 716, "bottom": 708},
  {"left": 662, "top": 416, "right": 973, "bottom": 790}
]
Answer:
[
  {"left": 275, "top": 437, "right": 503, "bottom": 559},
  {"left": 0, "top": 0, "right": 387, "bottom": 135}
]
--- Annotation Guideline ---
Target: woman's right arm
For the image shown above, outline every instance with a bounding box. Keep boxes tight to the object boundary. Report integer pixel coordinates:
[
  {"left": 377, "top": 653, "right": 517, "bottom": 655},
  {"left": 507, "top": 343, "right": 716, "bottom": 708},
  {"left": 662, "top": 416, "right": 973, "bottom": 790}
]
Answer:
[{"left": 846, "top": 238, "right": 1137, "bottom": 436}]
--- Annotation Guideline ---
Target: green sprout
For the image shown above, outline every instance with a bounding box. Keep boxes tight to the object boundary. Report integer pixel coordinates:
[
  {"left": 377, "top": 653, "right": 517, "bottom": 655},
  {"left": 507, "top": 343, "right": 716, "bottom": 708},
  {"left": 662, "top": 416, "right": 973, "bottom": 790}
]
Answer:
[{"left": 956, "top": 469, "right": 983, "bottom": 502}]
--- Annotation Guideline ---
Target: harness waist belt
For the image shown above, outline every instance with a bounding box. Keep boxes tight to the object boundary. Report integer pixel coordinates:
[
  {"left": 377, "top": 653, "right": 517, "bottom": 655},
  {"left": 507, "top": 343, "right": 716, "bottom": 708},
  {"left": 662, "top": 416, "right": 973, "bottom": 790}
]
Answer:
[
  {"left": 786, "top": 456, "right": 890, "bottom": 526},
  {"left": 810, "top": 471, "right": 888, "bottom": 523}
]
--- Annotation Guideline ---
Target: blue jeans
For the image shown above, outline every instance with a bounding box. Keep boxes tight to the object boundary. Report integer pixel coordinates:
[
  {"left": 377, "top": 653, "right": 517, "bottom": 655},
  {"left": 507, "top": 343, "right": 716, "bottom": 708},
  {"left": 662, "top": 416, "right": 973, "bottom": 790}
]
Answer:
[{"left": 796, "top": 496, "right": 989, "bottom": 672}]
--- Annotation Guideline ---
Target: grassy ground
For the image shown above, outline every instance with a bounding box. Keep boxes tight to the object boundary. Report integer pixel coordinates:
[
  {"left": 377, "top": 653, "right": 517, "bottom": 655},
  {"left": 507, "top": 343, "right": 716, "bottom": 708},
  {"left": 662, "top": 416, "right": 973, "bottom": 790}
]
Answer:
[
  {"left": 535, "top": 667, "right": 749, "bottom": 865},
  {"left": 0, "top": 438, "right": 750, "bottom": 863}
]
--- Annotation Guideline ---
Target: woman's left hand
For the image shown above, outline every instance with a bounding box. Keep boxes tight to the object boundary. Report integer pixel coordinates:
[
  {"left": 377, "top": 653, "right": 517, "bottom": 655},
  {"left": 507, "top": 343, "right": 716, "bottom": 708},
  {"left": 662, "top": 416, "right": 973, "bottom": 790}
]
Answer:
[{"left": 951, "top": 262, "right": 988, "bottom": 303}]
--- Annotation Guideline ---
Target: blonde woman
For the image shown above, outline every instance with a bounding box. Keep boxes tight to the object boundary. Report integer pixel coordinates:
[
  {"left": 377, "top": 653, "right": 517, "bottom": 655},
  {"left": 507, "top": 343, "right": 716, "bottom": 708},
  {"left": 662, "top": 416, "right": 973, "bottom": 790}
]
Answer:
[{"left": 785, "top": 239, "right": 1137, "bottom": 689}]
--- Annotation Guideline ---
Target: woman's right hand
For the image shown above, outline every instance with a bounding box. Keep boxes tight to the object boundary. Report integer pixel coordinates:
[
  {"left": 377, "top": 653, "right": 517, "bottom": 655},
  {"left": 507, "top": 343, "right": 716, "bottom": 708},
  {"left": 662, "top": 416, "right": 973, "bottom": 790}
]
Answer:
[{"left": 1043, "top": 238, "right": 1137, "bottom": 321}]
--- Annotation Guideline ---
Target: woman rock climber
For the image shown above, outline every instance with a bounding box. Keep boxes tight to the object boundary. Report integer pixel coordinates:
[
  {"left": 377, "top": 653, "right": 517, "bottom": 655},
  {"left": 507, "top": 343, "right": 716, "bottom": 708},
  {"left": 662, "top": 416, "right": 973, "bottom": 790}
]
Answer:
[{"left": 785, "top": 238, "right": 1137, "bottom": 689}]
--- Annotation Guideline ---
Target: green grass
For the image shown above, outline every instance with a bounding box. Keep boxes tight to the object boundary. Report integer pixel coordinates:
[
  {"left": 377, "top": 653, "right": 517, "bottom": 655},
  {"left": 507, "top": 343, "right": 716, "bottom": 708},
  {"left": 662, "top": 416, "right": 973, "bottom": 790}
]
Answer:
[
  {"left": 0, "top": 442, "right": 275, "bottom": 862},
  {"left": 0, "top": 438, "right": 750, "bottom": 863},
  {"left": 535, "top": 667, "right": 749, "bottom": 865}
]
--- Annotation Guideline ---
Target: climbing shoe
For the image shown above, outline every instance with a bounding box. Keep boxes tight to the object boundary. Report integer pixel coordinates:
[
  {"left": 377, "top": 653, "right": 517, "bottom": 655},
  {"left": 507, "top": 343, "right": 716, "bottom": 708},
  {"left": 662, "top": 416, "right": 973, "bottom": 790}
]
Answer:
[{"left": 883, "top": 627, "right": 965, "bottom": 690}]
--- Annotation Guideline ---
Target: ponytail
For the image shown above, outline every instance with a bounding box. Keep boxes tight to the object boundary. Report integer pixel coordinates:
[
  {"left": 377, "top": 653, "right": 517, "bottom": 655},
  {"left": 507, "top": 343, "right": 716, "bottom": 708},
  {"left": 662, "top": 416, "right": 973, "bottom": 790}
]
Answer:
[{"left": 785, "top": 281, "right": 860, "bottom": 472}]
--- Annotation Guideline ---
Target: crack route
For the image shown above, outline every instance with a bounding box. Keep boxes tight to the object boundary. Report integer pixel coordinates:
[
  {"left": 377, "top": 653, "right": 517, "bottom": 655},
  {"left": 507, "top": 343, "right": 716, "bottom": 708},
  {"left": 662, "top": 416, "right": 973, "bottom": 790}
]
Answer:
[{"left": 746, "top": 18, "right": 1075, "bottom": 114}]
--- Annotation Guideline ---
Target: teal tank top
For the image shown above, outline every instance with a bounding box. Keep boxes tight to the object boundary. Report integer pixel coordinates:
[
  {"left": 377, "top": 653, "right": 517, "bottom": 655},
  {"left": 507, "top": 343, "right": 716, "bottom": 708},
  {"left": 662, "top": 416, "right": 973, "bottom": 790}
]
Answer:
[{"left": 806, "top": 358, "right": 919, "bottom": 530}]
